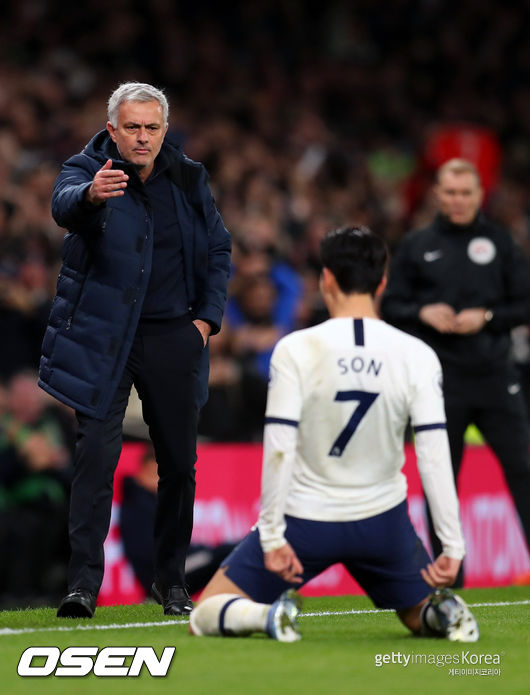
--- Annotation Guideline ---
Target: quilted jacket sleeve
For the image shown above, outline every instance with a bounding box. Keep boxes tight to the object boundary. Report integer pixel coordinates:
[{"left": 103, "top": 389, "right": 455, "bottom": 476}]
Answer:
[{"left": 51, "top": 155, "right": 104, "bottom": 232}]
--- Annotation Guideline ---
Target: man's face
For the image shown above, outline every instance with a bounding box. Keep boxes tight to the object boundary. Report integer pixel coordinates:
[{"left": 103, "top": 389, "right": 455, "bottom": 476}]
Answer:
[
  {"left": 435, "top": 170, "right": 483, "bottom": 226},
  {"left": 107, "top": 100, "right": 168, "bottom": 179}
]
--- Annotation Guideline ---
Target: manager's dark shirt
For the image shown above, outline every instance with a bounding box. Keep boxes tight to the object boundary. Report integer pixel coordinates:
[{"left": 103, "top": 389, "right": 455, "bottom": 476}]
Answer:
[{"left": 140, "top": 157, "right": 188, "bottom": 319}]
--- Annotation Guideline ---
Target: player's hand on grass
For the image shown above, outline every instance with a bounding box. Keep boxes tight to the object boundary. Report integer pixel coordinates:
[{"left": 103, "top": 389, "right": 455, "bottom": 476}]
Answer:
[
  {"left": 421, "top": 555, "right": 461, "bottom": 588},
  {"left": 264, "top": 543, "right": 304, "bottom": 584}
]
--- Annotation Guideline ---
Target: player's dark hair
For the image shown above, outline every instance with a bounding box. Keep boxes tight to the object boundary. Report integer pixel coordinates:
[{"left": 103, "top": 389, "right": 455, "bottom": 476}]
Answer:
[{"left": 320, "top": 225, "right": 388, "bottom": 295}]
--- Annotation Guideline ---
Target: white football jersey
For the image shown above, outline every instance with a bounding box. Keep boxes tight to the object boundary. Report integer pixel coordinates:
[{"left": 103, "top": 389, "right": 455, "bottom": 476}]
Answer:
[{"left": 264, "top": 317, "right": 447, "bottom": 522}]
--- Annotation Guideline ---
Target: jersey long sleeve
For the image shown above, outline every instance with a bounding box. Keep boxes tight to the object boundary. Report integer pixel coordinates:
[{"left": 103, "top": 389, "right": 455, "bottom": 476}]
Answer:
[
  {"left": 258, "top": 422, "right": 299, "bottom": 552},
  {"left": 414, "top": 428, "right": 465, "bottom": 559}
]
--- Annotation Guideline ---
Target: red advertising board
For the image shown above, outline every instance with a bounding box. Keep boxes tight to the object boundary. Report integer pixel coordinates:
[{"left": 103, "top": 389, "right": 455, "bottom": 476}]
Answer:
[{"left": 99, "top": 442, "right": 529, "bottom": 605}]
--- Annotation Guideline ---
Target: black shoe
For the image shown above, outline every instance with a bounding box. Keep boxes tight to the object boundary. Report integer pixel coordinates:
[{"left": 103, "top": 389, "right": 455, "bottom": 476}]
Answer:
[
  {"left": 57, "top": 589, "right": 96, "bottom": 618},
  {"left": 151, "top": 582, "right": 193, "bottom": 616}
]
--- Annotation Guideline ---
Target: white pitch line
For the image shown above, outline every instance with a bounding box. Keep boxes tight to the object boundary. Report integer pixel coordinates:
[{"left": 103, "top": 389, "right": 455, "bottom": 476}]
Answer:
[
  {"left": 0, "top": 599, "right": 528, "bottom": 637},
  {"left": 0, "top": 619, "right": 188, "bottom": 637},
  {"left": 302, "top": 608, "right": 393, "bottom": 617},
  {"left": 302, "top": 599, "right": 530, "bottom": 618},
  {"left": 465, "top": 599, "right": 530, "bottom": 608}
]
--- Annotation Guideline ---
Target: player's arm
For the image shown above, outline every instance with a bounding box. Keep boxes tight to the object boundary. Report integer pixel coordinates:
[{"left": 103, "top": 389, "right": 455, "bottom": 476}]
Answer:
[
  {"left": 410, "top": 351, "right": 465, "bottom": 586},
  {"left": 258, "top": 340, "right": 304, "bottom": 583},
  {"left": 414, "top": 426, "right": 464, "bottom": 587},
  {"left": 414, "top": 426, "right": 465, "bottom": 562},
  {"left": 260, "top": 422, "right": 304, "bottom": 583}
]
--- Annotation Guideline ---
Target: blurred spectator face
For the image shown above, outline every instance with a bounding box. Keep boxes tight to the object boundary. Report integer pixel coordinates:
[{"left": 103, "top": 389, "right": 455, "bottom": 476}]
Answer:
[
  {"left": 19, "top": 260, "right": 48, "bottom": 293},
  {"left": 240, "top": 277, "right": 276, "bottom": 322},
  {"left": 239, "top": 214, "right": 279, "bottom": 253},
  {"left": 236, "top": 249, "right": 270, "bottom": 279},
  {"left": 25, "top": 163, "right": 59, "bottom": 203},
  {"left": 435, "top": 171, "right": 483, "bottom": 226},
  {"left": 107, "top": 100, "right": 168, "bottom": 178},
  {"left": 8, "top": 373, "right": 44, "bottom": 424}
]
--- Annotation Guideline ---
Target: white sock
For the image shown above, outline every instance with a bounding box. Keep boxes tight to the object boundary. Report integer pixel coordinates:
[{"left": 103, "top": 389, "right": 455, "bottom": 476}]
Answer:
[
  {"left": 420, "top": 602, "right": 443, "bottom": 636},
  {"left": 190, "top": 594, "right": 270, "bottom": 637}
]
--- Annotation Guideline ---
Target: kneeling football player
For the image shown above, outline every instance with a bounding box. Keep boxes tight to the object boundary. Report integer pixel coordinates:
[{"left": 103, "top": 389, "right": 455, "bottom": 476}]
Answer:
[{"left": 191, "top": 227, "right": 479, "bottom": 643}]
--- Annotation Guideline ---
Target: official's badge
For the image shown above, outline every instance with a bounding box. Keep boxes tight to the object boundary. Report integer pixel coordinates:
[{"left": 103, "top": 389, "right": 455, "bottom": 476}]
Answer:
[{"left": 467, "top": 237, "right": 496, "bottom": 265}]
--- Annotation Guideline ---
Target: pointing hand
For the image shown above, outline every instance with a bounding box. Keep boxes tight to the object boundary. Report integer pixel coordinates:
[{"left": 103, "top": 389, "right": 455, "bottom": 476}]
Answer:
[{"left": 86, "top": 159, "right": 129, "bottom": 206}]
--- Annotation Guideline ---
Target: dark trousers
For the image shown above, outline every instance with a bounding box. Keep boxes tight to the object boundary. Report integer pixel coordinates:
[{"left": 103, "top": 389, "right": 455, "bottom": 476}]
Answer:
[
  {"left": 427, "top": 365, "right": 530, "bottom": 584},
  {"left": 67, "top": 316, "right": 204, "bottom": 595}
]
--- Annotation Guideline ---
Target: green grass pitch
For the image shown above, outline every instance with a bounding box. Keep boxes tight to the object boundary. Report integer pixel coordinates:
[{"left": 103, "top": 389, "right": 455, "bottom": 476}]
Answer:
[{"left": 1, "top": 586, "right": 528, "bottom": 695}]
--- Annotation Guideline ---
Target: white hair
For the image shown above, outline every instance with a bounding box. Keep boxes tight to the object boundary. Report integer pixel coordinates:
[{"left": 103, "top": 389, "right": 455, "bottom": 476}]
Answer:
[{"left": 107, "top": 82, "right": 169, "bottom": 127}]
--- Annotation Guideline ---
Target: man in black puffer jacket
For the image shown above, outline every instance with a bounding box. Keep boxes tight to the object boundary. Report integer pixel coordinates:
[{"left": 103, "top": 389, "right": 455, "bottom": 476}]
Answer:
[
  {"left": 39, "top": 82, "right": 231, "bottom": 617},
  {"left": 382, "top": 158, "right": 530, "bottom": 584}
]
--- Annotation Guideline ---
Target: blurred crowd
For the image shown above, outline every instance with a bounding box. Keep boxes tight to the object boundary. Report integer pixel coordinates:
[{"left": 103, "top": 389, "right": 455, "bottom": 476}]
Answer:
[{"left": 1, "top": 0, "right": 530, "bottom": 602}]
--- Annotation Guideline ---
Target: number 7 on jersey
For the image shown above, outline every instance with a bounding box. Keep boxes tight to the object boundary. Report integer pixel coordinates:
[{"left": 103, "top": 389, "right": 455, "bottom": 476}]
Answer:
[{"left": 329, "top": 390, "right": 379, "bottom": 457}]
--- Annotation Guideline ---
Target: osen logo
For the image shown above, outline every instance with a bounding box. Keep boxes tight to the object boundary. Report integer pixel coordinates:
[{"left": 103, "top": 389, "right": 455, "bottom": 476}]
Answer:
[{"left": 17, "top": 646, "right": 175, "bottom": 677}]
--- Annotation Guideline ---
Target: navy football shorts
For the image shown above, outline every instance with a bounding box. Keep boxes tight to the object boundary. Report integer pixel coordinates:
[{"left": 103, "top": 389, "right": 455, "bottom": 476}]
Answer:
[{"left": 221, "top": 500, "right": 433, "bottom": 610}]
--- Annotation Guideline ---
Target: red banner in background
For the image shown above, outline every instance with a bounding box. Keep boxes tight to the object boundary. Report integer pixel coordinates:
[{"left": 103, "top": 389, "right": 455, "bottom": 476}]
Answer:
[{"left": 99, "top": 442, "right": 529, "bottom": 605}]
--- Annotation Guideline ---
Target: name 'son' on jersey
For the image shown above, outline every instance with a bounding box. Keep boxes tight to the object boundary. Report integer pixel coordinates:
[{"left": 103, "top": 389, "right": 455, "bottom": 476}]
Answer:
[{"left": 337, "top": 356, "right": 383, "bottom": 377}]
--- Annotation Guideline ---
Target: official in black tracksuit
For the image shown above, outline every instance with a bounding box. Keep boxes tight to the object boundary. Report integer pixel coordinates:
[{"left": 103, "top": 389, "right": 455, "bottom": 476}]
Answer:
[
  {"left": 381, "top": 159, "right": 530, "bottom": 583},
  {"left": 40, "top": 83, "right": 231, "bottom": 618}
]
